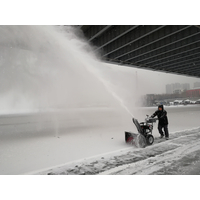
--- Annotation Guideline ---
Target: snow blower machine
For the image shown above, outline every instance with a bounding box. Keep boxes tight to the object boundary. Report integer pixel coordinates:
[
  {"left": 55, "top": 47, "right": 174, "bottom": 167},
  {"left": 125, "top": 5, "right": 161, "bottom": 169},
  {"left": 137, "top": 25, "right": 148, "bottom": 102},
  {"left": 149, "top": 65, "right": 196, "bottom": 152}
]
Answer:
[{"left": 125, "top": 115, "right": 157, "bottom": 148}]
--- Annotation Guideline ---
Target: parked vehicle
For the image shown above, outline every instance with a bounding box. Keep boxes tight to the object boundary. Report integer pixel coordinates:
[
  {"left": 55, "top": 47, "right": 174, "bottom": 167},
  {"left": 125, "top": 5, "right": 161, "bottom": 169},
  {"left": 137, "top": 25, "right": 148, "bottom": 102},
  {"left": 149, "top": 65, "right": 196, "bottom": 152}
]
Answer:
[{"left": 195, "top": 99, "right": 200, "bottom": 104}]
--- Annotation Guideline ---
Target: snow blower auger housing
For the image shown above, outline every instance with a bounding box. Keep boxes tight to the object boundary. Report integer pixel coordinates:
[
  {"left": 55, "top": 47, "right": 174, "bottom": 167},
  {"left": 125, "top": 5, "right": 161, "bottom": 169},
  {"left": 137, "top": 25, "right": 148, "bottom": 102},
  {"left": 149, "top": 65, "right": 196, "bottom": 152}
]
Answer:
[{"left": 125, "top": 115, "right": 157, "bottom": 148}]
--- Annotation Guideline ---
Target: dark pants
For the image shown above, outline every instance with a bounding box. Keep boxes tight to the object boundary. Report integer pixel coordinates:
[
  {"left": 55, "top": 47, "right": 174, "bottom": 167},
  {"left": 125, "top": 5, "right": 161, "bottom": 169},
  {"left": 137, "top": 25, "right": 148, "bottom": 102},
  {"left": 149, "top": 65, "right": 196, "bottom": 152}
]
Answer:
[{"left": 158, "top": 124, "right": 169, "bottom": 138}]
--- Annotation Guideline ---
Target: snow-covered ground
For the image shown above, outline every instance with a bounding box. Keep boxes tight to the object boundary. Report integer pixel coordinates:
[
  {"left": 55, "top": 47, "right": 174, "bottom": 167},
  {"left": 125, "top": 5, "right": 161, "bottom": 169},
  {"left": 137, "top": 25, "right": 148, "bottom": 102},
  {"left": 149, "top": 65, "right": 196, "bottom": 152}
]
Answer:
[
  {"left": 39, "top": 127, "right": 200, "bottom": 175},
  {"left": 0, "top": 105, "right": 200, "bottom": 175}
]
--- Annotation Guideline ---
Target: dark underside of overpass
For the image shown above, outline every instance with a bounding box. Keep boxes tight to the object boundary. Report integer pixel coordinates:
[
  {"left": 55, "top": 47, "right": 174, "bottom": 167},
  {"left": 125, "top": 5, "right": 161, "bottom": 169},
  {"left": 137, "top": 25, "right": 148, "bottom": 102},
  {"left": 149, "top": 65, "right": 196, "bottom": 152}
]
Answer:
[{"left": 77, "top": 25, "right": 200, "bottom": 78}]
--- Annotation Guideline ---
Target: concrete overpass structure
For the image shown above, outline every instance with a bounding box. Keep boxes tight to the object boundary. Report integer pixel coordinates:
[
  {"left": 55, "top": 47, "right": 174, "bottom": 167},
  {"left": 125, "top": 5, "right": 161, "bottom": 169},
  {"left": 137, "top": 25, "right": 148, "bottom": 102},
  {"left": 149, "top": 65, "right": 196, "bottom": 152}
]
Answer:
[{"left": 78, "top": 25, "right": 200, "bottom": 78}]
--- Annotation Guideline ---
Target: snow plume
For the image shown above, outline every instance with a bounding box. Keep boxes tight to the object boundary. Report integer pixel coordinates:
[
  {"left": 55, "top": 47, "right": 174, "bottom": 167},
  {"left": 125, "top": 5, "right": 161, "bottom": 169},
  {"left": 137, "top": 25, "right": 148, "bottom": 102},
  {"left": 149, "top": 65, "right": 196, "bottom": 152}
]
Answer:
[
  {"left": 0, "top": 25, "right": 139, "bottom": 118},
  {"left": 0, "top": 26, "right": 108, "bottom": 113}
]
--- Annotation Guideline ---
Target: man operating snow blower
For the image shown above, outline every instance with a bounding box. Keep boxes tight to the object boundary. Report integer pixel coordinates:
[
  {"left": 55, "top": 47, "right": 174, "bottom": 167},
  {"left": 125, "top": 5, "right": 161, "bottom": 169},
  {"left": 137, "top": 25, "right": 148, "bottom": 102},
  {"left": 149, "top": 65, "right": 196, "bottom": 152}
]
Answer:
[{"left": 151, "top": 105, "right": 169, "bottom": 140}]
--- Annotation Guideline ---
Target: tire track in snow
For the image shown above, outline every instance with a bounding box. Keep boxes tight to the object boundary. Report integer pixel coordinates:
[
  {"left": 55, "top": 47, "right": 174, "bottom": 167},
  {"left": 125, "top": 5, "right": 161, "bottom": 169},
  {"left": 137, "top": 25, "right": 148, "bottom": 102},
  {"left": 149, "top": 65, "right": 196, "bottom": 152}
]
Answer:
[{"left": 101, "top": 139, "right": 200, "bottom": 175}]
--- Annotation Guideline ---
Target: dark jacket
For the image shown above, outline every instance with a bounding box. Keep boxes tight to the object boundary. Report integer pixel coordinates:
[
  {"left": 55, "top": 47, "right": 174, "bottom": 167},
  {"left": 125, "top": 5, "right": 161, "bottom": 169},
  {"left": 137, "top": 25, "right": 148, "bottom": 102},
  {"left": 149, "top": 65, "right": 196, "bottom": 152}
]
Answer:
[{"left": 151, "top": 105, "right": 168, "bottom": 126}]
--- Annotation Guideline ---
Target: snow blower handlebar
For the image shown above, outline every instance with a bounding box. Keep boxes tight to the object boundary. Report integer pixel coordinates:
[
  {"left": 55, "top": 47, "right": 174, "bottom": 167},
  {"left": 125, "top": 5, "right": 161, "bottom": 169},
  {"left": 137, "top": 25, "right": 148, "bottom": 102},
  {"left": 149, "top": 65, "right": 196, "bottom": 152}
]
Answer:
[{"left": 145, "top": 115, "right": 158, "bottom": 123}]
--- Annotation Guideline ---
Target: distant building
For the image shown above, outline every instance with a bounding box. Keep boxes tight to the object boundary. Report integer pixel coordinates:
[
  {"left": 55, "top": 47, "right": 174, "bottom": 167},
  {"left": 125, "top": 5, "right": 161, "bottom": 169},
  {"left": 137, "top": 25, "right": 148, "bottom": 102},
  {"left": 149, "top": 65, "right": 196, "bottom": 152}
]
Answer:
[
  {"left": 166, "top": 83, "right": 190, "bottom": 94},
  {"left": 166, "top": 84, "right": 173, "bottom": 94},
  {"left": 173, "top": 89, "right": 182, "bottom": 94},
  {"left": 194, "top": 82, "right": 200, "bottom": 88},
  {"left": 173, "top": 83, "right": 181, "bottom": 91},
  {"left": 181, "top": 83, "right": 190, "bottom": 91},
  {"left": 186, "top": 88, "right": 200, "bottom": 97},
  {"left": 145, "top": 94, "right": 156, "bottom": 106}
]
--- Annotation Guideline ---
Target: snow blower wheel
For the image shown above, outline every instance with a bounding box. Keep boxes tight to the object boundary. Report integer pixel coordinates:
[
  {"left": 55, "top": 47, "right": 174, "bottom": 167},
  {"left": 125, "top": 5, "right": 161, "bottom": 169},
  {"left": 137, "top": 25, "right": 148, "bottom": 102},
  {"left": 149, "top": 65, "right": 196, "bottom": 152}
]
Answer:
[{"left": 146, "top": 134, "right": 154, "bottom": 145}]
